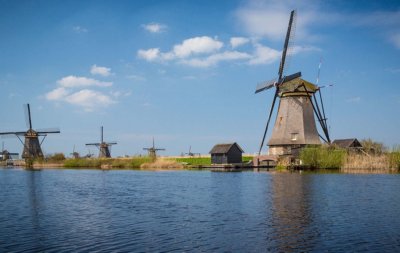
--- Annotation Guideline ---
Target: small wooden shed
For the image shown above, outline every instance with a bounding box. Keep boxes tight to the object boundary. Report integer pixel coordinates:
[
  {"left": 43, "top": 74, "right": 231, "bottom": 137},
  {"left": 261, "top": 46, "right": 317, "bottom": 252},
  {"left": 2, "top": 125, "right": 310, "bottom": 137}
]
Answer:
[
  {"left": 209, "top": 143, "right": 244, "bottom": 164},
  {"left": 332, "top": 138, "right": 363, "bottom": 150}
]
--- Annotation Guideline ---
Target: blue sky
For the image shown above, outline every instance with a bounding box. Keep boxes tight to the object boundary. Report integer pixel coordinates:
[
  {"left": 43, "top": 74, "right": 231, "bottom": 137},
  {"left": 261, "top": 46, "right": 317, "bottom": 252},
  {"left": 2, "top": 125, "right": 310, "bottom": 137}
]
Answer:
[{"left": 0, "top": 0, "right": 399, "bottom": 157}]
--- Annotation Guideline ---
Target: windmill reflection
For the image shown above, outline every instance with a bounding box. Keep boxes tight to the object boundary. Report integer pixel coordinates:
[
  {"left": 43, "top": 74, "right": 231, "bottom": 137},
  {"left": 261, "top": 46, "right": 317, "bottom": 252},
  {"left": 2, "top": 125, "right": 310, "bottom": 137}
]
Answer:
[{"left": 270, "top": 173, "right": 317, "bottom": 252}]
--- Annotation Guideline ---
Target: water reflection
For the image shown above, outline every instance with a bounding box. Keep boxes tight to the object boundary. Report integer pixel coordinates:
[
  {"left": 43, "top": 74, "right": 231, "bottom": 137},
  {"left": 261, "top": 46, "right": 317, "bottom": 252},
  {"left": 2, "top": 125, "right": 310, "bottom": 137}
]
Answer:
[{"left": 270, "top": 173, "right": 317, "bottom": 252}]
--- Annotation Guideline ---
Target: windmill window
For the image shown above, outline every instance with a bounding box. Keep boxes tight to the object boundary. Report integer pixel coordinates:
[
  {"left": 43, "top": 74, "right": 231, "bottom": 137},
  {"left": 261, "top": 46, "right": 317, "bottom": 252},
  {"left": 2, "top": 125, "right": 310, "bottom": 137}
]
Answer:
[{"left": 291, "top": 133, "right": 298, "bottom": 141}]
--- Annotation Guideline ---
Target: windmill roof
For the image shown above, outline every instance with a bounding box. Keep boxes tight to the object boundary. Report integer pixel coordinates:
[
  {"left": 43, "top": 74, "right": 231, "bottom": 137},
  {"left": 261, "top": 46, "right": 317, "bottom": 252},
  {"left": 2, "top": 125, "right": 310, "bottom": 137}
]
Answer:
[
  {"left": 332, "top": 138, "right": 362, "bottom": 148},
  {"left": 209, "top": 143, "right": 244, "bottom": 154},
  {"left": 279, "top": 77, "right": 319, "bottom": 96}
]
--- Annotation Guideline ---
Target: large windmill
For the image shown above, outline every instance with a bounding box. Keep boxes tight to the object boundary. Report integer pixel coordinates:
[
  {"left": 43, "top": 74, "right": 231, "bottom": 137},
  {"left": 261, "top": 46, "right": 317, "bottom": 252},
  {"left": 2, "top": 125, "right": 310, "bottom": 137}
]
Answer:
[
  {"left": 255, "top": 10, "right": 330, "bottom": 156},
  {"left": 143, "top": 138, "right": 165, "bottom": 160},
  {"left": 0, "top": 104, "right": 60, "bottom": 159},
  {"left": 86, "top": 126, "right": 117, "bottom": 158}
]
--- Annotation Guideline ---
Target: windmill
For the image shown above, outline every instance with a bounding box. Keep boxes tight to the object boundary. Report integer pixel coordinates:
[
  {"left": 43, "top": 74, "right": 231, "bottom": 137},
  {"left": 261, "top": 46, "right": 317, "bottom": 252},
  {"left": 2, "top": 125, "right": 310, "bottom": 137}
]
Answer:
[
  {"left": 86, "top": 126, "right": 117, "bottom": 158},
  {"left": 143, "top": 138, "right": 165, "bottom": 160},
  {"left": 70, "top": 145, "right": 80, "bottom": 159},
  {"left": 255, "top": 10, "right": 330, "bottom": 157},
  {"left": 1, "top": 142, "right": 19, "bottom": 161},
  {"left": 185, "top": 146, "right": 201, "bottom": 157},
  {"left": 0, "top": 104, "right": 60, "bottom": 159}
]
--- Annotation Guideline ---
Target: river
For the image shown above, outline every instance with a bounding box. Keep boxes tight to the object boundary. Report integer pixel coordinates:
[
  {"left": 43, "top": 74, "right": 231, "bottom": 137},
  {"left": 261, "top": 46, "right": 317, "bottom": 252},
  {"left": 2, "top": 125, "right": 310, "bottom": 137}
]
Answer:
[{"left": 1, "top": 168, "right": 399, "bottom": 252}]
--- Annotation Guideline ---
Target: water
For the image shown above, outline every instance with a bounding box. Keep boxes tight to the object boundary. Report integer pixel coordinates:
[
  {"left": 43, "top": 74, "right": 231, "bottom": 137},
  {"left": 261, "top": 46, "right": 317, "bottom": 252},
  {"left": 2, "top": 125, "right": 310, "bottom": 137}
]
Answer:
[{"left": 1, "top": 168, "right": 400, "bottom": 252}]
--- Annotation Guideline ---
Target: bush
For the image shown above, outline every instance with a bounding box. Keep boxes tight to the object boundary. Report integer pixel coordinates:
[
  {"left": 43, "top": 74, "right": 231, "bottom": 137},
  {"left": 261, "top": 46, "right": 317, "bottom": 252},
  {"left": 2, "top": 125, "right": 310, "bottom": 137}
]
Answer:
[
  {"left": 300, "top": 146, "right": 346, "bottom": 169},
  {"left": 47, "top": 153, "right": 66, "bottom": 162}
]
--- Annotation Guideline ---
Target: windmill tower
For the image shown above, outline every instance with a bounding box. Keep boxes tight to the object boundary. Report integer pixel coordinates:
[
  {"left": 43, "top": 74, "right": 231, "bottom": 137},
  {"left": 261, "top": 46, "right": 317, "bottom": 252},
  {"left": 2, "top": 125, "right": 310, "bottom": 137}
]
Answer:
[
  {"left": 255, "top": 10, "right": 330, "bottom": 156},
  {"left": 0, "top": 104, "right": 60, "bottom": 159},
  {"left": 143, "top": 138, "right": 165, "bottom": 160},
  {"left": 86, "top": 126, "right": 117, "bottom": 158}
]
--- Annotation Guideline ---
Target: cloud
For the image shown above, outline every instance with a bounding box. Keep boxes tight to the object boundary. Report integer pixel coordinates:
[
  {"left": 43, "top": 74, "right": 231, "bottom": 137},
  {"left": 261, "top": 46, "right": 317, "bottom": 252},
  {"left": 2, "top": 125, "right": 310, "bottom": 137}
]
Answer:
[
  {"left": 46, "top": 87, "right": 69, "bottom": 100},
  {"left": 57, "top": 75, "right": 112, "bottom": 88},
  {"left": 45, "top": 69, "right": 122, "bottom": 111},
  {"left": 142, "top": 22, "right": 167, "bottom": 33},
  {"left": 181, "top": 51, "right": 251, "bottom": 67},
  {"left": 90, "top": 65, "right": 112, "bottom": 76},
  {"left": 64, "top": 89, "right": 115, "bottom": 112},
  {"left": 126, "top": 74, "right": 146, "bottom": 81},
  {"left": 248, "top": 43, "right": 281, "bottom": 65},
  {"left": 137, "top": 48, "right": 160, "bottom": 61},
  {"left": 73, "top": 26, "right": 88, "bottom": 33},
  {"left": 230, "top": 37, "right": 250, "bottom": 48},
  {"left": 172, "top": 36, "right": 223, "bottom": 58}
]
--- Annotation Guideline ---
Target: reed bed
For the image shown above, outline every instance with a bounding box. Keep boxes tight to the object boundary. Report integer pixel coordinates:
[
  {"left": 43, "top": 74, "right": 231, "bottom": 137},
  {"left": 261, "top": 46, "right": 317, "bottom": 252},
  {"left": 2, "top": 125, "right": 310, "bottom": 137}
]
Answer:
[
  {"left": 341, "top": 154, "right": 397, "bottom": 173},
  {"left": 140, "top": 159, "right": 184, "bottom": 170},
  {"left": 300, "top": 146, "right": 347, "bottom": 169}
]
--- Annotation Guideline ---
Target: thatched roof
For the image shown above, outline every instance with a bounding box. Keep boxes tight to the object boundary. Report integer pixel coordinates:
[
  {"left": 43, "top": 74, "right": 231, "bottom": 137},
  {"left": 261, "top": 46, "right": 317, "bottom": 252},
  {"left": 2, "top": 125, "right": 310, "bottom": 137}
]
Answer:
[
  {"left": 209, "top": 143, "right": 244, "bottom": 154},
  {"left": 332, "top": 139, "right": 362, "bottom": 149}
]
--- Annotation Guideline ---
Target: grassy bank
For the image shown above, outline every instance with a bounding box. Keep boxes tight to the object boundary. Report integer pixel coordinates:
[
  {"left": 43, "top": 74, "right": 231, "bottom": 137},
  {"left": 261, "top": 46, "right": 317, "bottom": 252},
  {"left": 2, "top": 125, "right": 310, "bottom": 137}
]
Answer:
[{"left": 63, "top": 157, "right": 153, "bottom": 169}]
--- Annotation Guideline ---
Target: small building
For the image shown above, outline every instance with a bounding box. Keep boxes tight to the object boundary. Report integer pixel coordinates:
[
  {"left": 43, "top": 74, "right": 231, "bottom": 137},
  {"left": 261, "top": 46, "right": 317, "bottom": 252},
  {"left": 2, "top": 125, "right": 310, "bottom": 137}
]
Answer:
[
  {"left": 332, "top": 138, "right": 363, "bottom": 151},
  {"left": 209, "top": 143, "right": 244, "bottom": 164}
]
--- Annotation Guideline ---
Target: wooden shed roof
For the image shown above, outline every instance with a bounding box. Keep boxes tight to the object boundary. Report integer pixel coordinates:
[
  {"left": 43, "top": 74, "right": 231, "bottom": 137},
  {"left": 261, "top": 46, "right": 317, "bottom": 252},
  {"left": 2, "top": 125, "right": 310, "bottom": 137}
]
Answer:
[
  {"left": 209, "top": 143, "right": 244, "bottom": 154},
  {"left": 332, "top": 138, "right": 362, "bottom": 148}
]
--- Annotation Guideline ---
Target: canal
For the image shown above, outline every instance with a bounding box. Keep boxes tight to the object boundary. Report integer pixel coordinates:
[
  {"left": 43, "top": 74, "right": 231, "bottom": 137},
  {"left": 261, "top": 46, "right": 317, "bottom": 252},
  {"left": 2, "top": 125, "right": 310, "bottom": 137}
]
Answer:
[{"left": 1, "top": 168, "right": 399, "bottom": 252}]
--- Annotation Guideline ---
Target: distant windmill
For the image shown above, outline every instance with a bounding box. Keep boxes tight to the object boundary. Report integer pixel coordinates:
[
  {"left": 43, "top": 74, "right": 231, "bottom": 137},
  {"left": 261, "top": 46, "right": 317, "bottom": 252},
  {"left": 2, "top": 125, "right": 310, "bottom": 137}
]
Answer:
[
  {"left": 1, "top": 142, "right": 19, "bottom": 161},
  {"left": 0, "top": 104, "right": 60, "bottom": 159},
  {"left": 86, "top": 126, "right": 117, "bottom": 158},
  {"left": 185, "top": 146, "right": 201, "bottom": 157},
  {"left": 255, "top": 10, "right": 330, "bottom": 156},
  {"left": 70, "top": 145, "right": 80, "bottom": 159},
  {"left": 143, "top": 138, "right": 165, "bottom": 160}
]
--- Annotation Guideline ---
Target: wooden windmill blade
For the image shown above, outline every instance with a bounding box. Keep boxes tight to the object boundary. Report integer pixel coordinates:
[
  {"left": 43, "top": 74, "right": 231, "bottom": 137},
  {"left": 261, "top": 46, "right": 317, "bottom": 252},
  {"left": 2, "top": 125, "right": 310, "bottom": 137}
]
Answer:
[
  {"left": 86, "top": 143, "right": 101, "bottom": 146},
  {"left": 255, "top": 10, "right": 297, "bottom": 155},
  {"left": 23, "top": 104, "right": 33, "bottom": 129},
  {"left": 0, "top": 131, "right": 26, "bottom": 136}
]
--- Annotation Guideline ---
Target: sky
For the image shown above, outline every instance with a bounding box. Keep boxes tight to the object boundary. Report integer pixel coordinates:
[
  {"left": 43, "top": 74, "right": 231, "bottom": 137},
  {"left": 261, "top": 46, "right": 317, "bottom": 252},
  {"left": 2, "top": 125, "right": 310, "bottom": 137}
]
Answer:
[{"left": 0, "top": 0, "right": 399, "bottom": 157}]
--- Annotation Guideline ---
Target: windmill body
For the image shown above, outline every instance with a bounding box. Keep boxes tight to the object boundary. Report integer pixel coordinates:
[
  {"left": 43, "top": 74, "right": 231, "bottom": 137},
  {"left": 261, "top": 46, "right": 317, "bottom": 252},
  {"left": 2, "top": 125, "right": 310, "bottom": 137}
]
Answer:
[
  {"left": 143, "top": 138, "right": 165, "bottom": 160},
  {"left": 256, "top": 10, "right": 330, "bottom": 157},
  {"left": 0, "top": 104, "right": 60, "bottom": 159},
  {"left": 86, "top": 126, "right": 116, "bottom": 158},
  {"left": 267, "top": 78, "right": 321, "bottom": 155}
]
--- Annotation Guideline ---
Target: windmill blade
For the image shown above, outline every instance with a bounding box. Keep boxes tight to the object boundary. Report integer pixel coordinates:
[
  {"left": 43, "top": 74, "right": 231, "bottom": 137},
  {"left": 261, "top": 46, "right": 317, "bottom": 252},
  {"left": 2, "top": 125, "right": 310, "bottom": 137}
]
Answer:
[
  {"left": 258, "top": 89, "right": 279, "bottom": 155},
  {"left": 255, "top": 78, "right": 277, "bottom": 94},
  {"left": 278, "top": 10, "right": 296, "bottom": 80},
  {"left": 36, "top": 127, "right": 61, "bottom": 133},
  {"left": 155, "top": 148, "right": 165, "bottom": 151},
  {"left": 280, "top": 72, "right": 302, "bottom": 84},
  {"left": 106, "top": 142, "right": 117, "bottom": 145},
  {"left": 24, "top": 104, "right": 33, "bottom": 129},
  {"left": 143, "top": 148, "right": 150, "bottom": 150},
  {"left": 86, "top": 143, "right": 101, "bottom": 146},
  {"left": 0, "top": 131, "right": 26, "bottom": 136}
]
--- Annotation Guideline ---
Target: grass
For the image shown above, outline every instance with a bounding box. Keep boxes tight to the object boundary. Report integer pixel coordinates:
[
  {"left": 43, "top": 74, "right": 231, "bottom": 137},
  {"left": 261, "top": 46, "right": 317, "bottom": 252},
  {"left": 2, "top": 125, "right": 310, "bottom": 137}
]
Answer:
[
  {"left": 300, "top": 146, "right": 347, "bottom": 169},
  {"left": 63, "top": 157, "right": 153, "bottom": 168},
  {"left": 171, "top": 155, "right": 254, "bottom": 166}
]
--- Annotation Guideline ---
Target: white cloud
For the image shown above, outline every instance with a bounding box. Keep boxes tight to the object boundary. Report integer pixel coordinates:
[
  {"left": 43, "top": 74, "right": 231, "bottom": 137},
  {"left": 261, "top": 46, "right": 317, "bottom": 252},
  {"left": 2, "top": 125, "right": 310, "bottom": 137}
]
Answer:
[
  {"left": 181, "top": 51, "right": 251, "bottom": 67},
  {"left": 137, "top": 48, "right": 160, "bottom": 61},
  {"left": 73, "top": 26, "right": 88, "bottom": 33},
  {"left": 57, "top": 75, "right": 112, "bottom": 88},
  {"left": 230, "top": 37, "right": 250, "bottom": 48},
  {"left": 142, "top": 23, "right": 167, "bottom": 33},
  {"left": 248, "top": 43, "right": 281, "bottom": 65},
  {"left": 172, "top": 36, "right": 223, "bottom": 58},
  {"left": 65, "top": 89, "right": 115, "bottom": 111},
  {"left": 234, "top": 1, "right": 325, "bottom": 41},
  {"left": 126, "top": 74, "right": 146, "bottom": 81},
  {"left": 90, "top": 65, "right": 111, "bottom": 77},
  {"left": 46, "top": 87, "right": 69, "bottom": 100}
]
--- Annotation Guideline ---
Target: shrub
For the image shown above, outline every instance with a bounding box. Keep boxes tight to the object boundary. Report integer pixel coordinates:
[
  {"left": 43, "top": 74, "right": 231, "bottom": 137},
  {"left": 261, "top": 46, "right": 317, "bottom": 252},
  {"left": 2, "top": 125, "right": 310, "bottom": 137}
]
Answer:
[{"left": 300, "top": 146, "right": 346, "bottom": 169}]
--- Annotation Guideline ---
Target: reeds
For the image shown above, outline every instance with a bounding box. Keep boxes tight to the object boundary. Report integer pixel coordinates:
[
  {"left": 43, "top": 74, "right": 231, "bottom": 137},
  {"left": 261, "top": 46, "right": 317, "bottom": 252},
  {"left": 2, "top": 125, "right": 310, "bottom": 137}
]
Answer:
[
  {"left": 341, "top": 154, "right": 396, "bottom": 173},
  {"left": 300, "top": 146, "right": 347, "bottom": 169},
  {"left": 63, "top": 157, "right": 153, "bottom": 168},
  {"left": 140, "top": 159, "right": 184, "bottom": 169}
]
